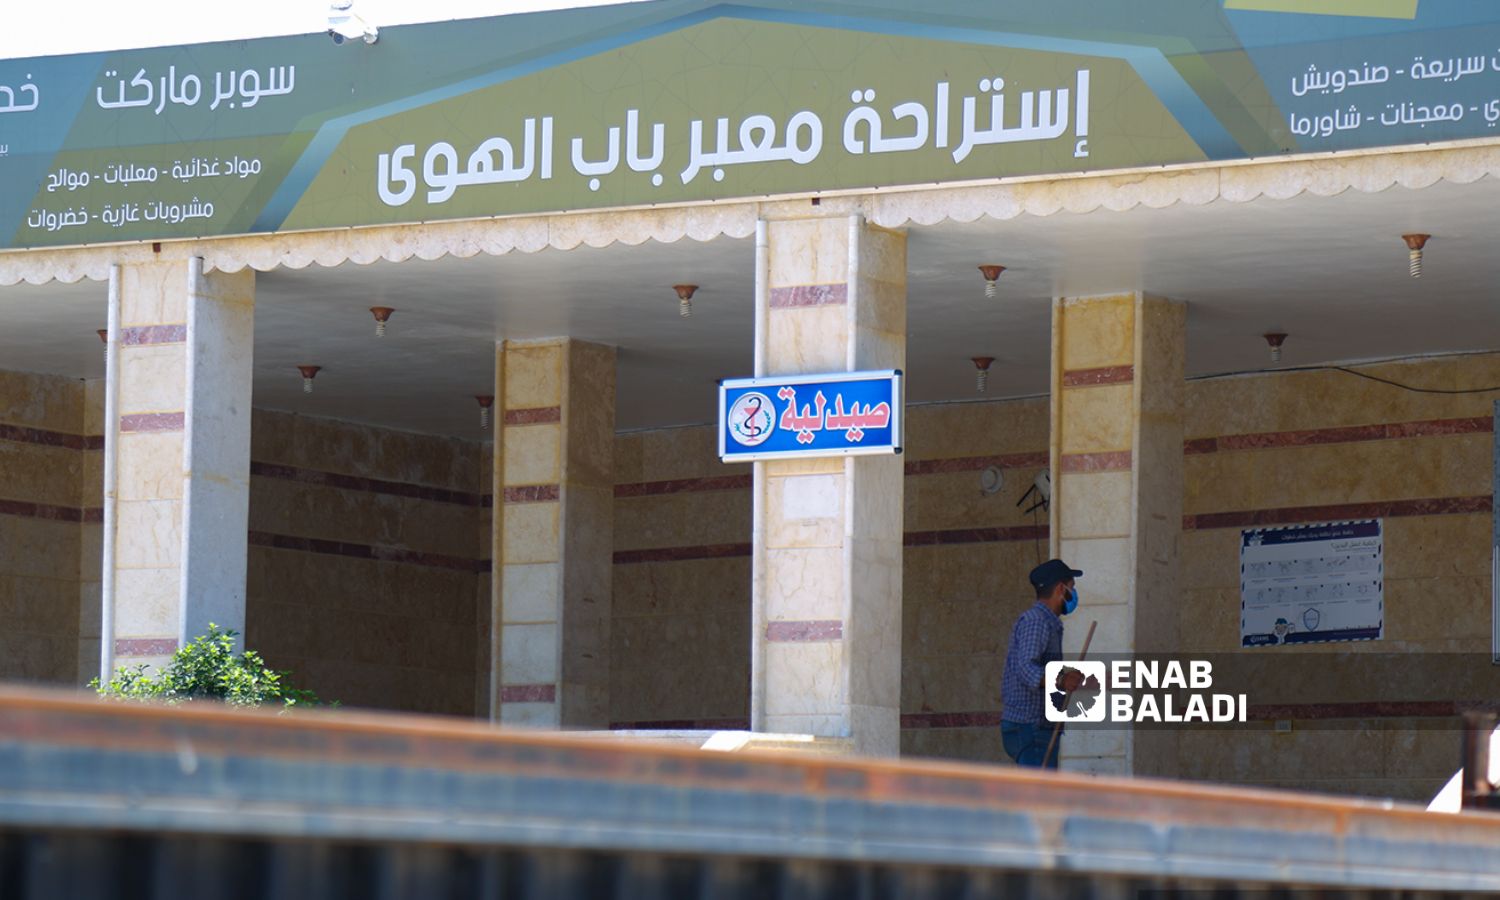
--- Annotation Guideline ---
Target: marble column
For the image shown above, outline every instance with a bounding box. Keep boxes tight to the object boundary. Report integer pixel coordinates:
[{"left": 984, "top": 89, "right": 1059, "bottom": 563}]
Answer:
[
  {"left": 1049, "top": 292, "right": 1185, "bottom": 776},
  {"left": 750, "top": 215, "right": 906, "bottom": 757},
  {"left": 490, "top": 338, "right": 615, "bottom": 728},
  {"left": 100, "top": 258, "right": 255, "bottom": 677}
]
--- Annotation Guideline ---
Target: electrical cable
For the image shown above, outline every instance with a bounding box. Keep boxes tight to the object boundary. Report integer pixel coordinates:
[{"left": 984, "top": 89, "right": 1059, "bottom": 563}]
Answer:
[
  {"left": 1190, "top": 354, "right": 1500, "bottom": 395},
  {"left": 1321, "top": 365, "right": 1500, "bottom": 395}
]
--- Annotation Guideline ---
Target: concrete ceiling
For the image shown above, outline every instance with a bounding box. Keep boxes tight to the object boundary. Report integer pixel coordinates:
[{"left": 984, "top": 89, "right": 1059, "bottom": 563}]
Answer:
[{"left": 2, "top": 176, "right": 1499, "bottom": 436}]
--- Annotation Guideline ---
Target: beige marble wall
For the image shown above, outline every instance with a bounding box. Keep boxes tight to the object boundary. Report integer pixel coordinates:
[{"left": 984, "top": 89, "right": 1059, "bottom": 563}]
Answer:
[
  {"left": 899, "top": 396, "right": 1053, "bottom": 763},
  {"left": 1178, "top": 353, "right": 1500, "bottom": 801},
  {"left": 1051, "top": 295, "right": 1137, "bottom": 666},
  {"left": 5, "top": 334, "right": 1496, "bottom": 799},
  {"left": 1175, "top": 717, "right": 1462, "bottom": 802},
  {"left": 610, "top": 352, "right": 1498, "bottom": 802},
  {"left": 246, "top": 409, "right": 485, "bottom": 716},
  {"left": 754, "top": 216, "right": 906, "bottom": 756},
  {"left": 79, "top": 379, "right": 105, "bottom": 681},
  {"left": 609, "top": 395, "right": 1051, "bottom": 759},
  {"left": 109, "top": 262, "right": 189, "bottom": 672},
  {"left": 490, "top": 338, "right": 616, "bottom": 728},
  {"left": 1049, "top": 292, "right": 1186, "bottom": 776},
  {"left": 1128, "top": 297, "right": 1186, "bottom": 778},
  {"left": 0, "top": 369, "right": 91, "bottom": 686},
  {"left": 476, "top": 441, "right": 494, "bottom": 719},
  {"left": 613, "top": 424, "right": 753, "bottom": 728},
  {"left": 103, "top": 261, "right": 256, "bottom": 672}
]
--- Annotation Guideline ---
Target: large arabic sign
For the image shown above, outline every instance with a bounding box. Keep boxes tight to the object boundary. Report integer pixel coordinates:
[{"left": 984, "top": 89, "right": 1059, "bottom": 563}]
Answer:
[
  {"left": 719, "top": 371, "right": 902, "bottom": 463},
  {"left": 4, "top": 1, "right": 1500, "bottom": 250}
]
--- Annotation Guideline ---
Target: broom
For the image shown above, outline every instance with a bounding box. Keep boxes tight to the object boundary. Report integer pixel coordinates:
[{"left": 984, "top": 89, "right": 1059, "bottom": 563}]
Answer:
[{"left": 1043, "top": 619, "right": 1097, "bottom": 767}]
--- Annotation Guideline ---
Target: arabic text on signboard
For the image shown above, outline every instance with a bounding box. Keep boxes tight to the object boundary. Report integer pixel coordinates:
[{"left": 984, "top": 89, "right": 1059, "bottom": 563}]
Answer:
[{"left": 719, "top": 370, "right": 902, "bottom": 463}]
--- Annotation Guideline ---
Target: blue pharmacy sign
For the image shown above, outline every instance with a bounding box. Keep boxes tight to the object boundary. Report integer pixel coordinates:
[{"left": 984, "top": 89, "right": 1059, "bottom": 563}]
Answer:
[{"left": 718, "top": 370, "right": 903, "bottom": 463}]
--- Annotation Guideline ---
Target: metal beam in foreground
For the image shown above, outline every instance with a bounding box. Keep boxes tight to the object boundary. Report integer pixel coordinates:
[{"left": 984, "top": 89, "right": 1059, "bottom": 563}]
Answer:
[{"left": 2, "top": 686, "right": 1499, "bottom": 898}]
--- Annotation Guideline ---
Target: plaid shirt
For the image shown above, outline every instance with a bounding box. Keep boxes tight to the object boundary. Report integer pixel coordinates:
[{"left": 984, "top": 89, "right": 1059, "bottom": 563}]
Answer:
[{"left": 1001, "top": 600, "right": 1063, "bottom": 725}]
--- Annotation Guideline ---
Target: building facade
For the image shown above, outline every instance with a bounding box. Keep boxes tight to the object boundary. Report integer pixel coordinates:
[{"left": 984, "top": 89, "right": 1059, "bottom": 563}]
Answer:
[{"left": 3, "top": 0, "right": 1499, "bottom": 802}]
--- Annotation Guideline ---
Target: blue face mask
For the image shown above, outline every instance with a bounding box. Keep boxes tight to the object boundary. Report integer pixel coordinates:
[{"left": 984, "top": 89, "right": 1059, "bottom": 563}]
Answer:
[{"left": 1062, "top": 586, "right": 1079, "bottom": 615}]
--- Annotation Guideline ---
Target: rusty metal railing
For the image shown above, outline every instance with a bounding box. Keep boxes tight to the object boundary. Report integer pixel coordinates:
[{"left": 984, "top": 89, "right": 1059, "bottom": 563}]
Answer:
[
  {"left": 3, "top": 685, "right": 1500, "bottom": 898},
  {"left": 1463, "top": 711, "right": 1499, "bottom": 811}
]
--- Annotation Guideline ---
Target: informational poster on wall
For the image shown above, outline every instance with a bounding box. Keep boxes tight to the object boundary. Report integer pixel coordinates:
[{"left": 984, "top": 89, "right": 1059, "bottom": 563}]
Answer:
[{"left": 1240, "top": 519, "right": 1383, "bottom": 647}]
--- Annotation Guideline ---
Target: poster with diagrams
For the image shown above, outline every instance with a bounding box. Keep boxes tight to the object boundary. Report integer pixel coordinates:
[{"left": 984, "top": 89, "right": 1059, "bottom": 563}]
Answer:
[{"left": 1240, "top": 519, "right": 1383, "bottom": 647}]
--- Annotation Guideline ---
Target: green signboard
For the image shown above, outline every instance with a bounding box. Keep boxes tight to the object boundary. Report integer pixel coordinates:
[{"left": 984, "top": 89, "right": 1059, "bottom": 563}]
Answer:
[{"left": 3, "top": 0, "right": 1500, "bottom": 250}]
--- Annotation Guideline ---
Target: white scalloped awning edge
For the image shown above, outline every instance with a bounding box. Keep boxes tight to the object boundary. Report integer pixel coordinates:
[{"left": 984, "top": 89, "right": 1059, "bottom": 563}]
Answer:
[{"left": 4, "top": 139, "right": 1499, "bottom": 286}]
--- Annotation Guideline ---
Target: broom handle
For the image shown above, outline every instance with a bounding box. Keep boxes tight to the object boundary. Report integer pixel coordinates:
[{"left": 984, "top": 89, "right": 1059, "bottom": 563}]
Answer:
[{"left": 1043, "top": 619, "right": 1097, "bottom": 767}]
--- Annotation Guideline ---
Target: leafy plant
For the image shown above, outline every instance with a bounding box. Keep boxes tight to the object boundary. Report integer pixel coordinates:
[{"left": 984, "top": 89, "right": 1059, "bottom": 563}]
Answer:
[{"left": 92, "top": 624, "right": 328, "bottom": 709}]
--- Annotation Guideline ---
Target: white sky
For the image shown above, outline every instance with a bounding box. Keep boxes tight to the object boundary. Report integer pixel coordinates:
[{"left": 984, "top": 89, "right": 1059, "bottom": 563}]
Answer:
[{"left": 0, "top": 0, "right": 642, "bottom": 59}]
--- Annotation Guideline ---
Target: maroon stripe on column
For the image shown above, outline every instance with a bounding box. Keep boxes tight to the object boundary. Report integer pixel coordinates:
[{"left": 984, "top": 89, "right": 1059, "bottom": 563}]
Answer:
[
  {"left": 901, "top": 711, "right": 1003, "bottom": 729},
  {"left": 905, "top": 524, "right": 1048, "bottom": 547},
  {"left": 1061, "top": 365, "right": 1134, "bottom": 387},
  {"left": 0, "top": 423, "right": 91, "bottom": 451},
  {"left": 1059, "top": 450, "right": 1132, "bottom": 473},
  {"left": 1384, "top": 416, "right": 1493, "bottom": 438},
  {"left": 503, "top": 484, "right": 560, "bottom": 504},
  {"left": 613, "top": 543, "right": 753, "bottom": 564},
  {"left": 765, "top": 620, "right": 843, "bottom": 642},
  {"left": 120, "top": 412, "right": 184, "bottom": 433},
  {"left": 769, "top": 283, "right": 848, "bottom": 309},
  {"left": 1245, "top": 700, "right": 1472, "bottom": 720},
  {"left": 503, "top": 407, "right": 561, "bottom": 426},
  {"left": 251, "top": 462, "right": 482, "bottom": 507},
  {"left": 82, "top": 507, "right": 103, "bottom": 524},
  {"left": 609, "top": 717, "right": 752, "bottom": 731},
  {"left": 1189, "top": 416, "right": 1494, "bottom": 454},
  {"left": 120, "top": 324, "right": 187, "bottom": 346},
  {"left": 1218, "top": 423, "right": 1386, "bottom": 451},
  {"left": 499, "top": 684, "right": 556, "bottom": 703},
  {"left": 611, "top": 529, "right": 1052, "bottom": 562},
  {"left": 248, "top": 530, "right": 483, "bottom": 572},
  {"left": 114, "top": 637, "right": 178, "bottom": 657},
  {"left": 1183, "top": 495, "right": 1491, "bottom": 531},
  {"left": 610, "top": 458, "right": 1055, "bottom": 497},
  {"left": 0, "top": 498, "right": 87, "bottom": 522},
  {"left": 904, "top": 452, "right": 1050, "bottom": 476}
]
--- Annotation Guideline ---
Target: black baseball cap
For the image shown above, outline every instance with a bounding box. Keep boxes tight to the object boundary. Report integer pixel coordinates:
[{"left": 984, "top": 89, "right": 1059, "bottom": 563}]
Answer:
[{"left": 1029, "top": 559, "right": 1082, "bottom": 592}]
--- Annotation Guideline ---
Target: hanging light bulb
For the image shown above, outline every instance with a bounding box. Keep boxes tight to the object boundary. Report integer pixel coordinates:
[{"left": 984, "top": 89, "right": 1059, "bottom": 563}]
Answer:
[
  {"left": 673, "top": 284, "right": 698, "bottom": 318},
  {"left": 1402, "top": 234, "right": 1430, "bottom": 278},
  {"left": 1263, "top": 333, "right": 1287, "bottom": 364},
  {"left": 297, "top": 365, "right": 322, "bottom": 394},
  {"left": 476, "top": 395, "right": 494, "bottom": 429},
  {"left": 971, "top": 356, "right": 995, "bottom": 392},
  {"left": 370, "top": 306, "right": 395, "bottom": 337},
  {"left": 977, "top": 265, "right": 1006, "bottom": 298},
  {"left": 97, "top": 329, "right": 108, "bottom": 364}
]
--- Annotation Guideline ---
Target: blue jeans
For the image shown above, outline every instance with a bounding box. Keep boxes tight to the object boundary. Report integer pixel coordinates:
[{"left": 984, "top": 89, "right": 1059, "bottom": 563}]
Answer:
[{"left": 1001, "top": 720, "right": 1058, "bottom": 768}]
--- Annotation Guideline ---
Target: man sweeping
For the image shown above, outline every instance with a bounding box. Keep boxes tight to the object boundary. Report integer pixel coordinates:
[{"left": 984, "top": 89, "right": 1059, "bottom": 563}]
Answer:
[{"left": 1000, "top": 559, "right": 1083, "bottom": 768}]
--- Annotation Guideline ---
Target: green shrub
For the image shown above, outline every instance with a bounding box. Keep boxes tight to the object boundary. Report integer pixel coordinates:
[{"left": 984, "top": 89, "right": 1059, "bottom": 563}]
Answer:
[{"left": 92, "top": 624, "right": 328, "bottom": 709}]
